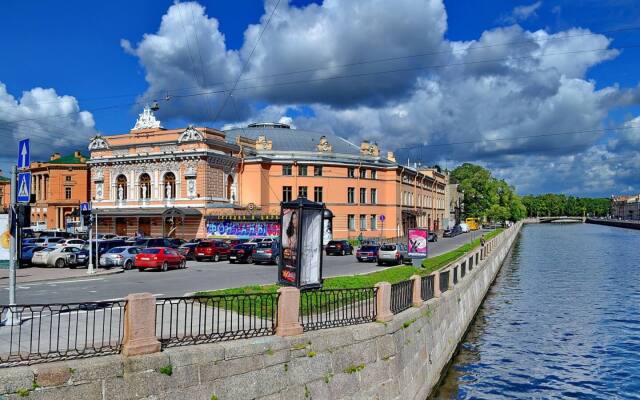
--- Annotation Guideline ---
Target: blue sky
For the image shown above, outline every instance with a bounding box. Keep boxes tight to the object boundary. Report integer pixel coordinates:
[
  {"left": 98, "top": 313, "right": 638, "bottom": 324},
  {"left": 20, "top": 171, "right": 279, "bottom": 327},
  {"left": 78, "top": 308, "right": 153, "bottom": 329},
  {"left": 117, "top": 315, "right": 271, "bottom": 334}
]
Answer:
[{"left": 1, "top": 0, "right": 639, "bottom": 196}]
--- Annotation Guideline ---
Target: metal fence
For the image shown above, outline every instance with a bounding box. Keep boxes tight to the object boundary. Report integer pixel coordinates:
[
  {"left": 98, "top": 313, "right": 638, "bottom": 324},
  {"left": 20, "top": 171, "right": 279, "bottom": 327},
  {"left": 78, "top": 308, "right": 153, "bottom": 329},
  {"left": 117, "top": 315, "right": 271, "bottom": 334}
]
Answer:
[
  {"left": 390, "top": 280, "right": 413, "bottom": 314},
  {"left": 0, "top": 301, "right": 125, "bottom": 367},
  {"left": 440, "top": 270, "right": 450, "bottom": 293},
  {"left": 420, "top": 275, "right": 434, "bottom": 301},
  {"left": 155, "top": 294, "right": 278, "bottom": 348},
  {"left": 299, "top": 288, "right": 377, "bottom": 331}
]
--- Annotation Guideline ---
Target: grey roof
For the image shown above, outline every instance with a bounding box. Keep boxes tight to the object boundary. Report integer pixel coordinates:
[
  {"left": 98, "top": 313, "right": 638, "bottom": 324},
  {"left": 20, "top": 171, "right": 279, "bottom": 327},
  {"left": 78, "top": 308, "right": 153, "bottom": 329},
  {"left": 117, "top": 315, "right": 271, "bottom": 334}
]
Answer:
[{"left": 223, "top": 126, "right": 361, "bottom": 155}]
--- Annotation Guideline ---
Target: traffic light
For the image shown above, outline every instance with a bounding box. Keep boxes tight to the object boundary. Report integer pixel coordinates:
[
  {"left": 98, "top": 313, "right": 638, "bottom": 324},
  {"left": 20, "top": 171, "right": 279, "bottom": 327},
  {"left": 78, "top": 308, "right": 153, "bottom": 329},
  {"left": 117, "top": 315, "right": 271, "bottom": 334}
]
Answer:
[
  {"left": 16, "top": 204, "right": 31, "bottom": 229},
  {"left": 82, "top": 212, "right": 93, "bottom": 227}
]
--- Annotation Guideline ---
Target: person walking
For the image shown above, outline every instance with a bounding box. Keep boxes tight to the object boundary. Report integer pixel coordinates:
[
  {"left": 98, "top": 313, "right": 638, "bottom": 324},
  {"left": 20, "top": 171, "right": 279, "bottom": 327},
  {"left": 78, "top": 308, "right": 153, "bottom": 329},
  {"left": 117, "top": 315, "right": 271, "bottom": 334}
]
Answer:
[{"left": 480, "top": 234, "right": 486, "bottom": 247}]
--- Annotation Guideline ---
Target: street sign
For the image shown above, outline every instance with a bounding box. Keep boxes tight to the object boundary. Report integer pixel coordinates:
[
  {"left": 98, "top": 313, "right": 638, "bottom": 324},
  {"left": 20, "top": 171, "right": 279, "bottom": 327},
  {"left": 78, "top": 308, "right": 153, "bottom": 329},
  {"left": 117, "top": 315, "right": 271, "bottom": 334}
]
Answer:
[
  {"left": 80, "top": 202, "right": 91, "bottom": 213},
  {"left": 17, "top": 172, "right": 31, "bottom": 203},
  {"left": 379, "top": 215, "right": 385, "bottom": 222},
  {"left": 17, "top": 139, "right": 30, "bottom": 169}
]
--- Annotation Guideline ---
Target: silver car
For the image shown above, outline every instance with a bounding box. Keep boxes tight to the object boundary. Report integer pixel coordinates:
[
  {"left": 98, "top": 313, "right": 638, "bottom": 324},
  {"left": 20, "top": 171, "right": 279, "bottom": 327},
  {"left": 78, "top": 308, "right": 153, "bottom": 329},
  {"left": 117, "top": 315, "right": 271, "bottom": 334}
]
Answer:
[
  {"left": 31, "top": 246, "right": 81, "bottom": 268},
  {"left": 99, "top": 246, "right": 140, "bottom": 270},
  {"left": 377, "top": 243, "right": 411, "bottom": 266}
]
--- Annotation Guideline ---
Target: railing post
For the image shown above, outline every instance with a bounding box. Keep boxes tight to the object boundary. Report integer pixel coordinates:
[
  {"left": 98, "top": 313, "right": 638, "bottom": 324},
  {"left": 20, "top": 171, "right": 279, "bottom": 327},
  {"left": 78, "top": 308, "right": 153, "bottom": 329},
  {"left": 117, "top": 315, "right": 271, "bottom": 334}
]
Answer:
[
  {"left": 276, "top": 287, "right": 303, "bottom": 336},
  {"left": 122, "top": 293, "right": 161, "bottom": 357},
  {"left": 432, "top": 272, "right": 441, "bottom": 298},
  {"left": 375, "top": 282, "right": 393, "bottom": 322},
  {"left": 410, "top": 275, "right": 422, "bottom": 307}
]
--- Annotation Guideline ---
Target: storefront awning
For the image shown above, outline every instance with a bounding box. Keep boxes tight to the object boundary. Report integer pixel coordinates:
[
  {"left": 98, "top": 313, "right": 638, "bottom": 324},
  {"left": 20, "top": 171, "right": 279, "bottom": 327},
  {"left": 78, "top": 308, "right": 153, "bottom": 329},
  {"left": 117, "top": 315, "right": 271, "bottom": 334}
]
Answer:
[{"left": 93, "top": 207, "right": 202, "bottom": 217}]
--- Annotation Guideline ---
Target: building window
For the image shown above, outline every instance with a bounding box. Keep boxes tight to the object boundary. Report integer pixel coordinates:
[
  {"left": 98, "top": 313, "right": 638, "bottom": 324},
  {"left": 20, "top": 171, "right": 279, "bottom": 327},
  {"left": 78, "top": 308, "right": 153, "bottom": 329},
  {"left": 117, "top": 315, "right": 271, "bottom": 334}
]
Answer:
[
  {"left": 65, "top": 187, "right": 72, "bottom": 199},
  {"left": 360, "top": 188, "right": 366, "bottom": 204},
  {"left": 360, "top": 169, "right": 366, "bottom": 179},
  {"left": 283, "top": 186, "right": 292, "bottom": 202},
  {"left": 282, "top": 165, "right": 292, "bottom": 176},
  {"left": 314, "top": 186, "right": 323, "bottom": 203},
  {"left": 347, "top": 187, "right": 355, "bottom": 204},
  {"left": 298, "top": 165, "right": 308, "bottom": 176},
  {"left": 348, "top": 168, "right": 355, "bottom": 178},
  {"left": 371, "top": 170, "right": 377, "bottom": 179},
  {"left": 65, "top": 176, "right": 71, "bottom": 182},
  {"left": 360, "top": 214, "right": 367, "bottom": 230},
  {"left": 371, "top": 215, "right": 377, "bottom": 230},
  {"left": 371, "top": 188, "right": 377, "bottom": 204},
  {"left": 348, "top": 214, "right": 355, "bottom": 231},
  {"left": 314, "top": 166, "right": 323, "bottom": 176},
  {"left": 298, "top": 186, "right": 308, "bottom": 199}
]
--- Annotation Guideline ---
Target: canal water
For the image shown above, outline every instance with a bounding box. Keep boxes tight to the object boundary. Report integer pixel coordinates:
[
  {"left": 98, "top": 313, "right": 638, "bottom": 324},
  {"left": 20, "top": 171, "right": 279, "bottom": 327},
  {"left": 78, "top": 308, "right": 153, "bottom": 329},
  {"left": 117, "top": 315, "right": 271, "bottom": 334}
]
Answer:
[{"left": 432, "top": 223, "right": 640, "bottom": 399}]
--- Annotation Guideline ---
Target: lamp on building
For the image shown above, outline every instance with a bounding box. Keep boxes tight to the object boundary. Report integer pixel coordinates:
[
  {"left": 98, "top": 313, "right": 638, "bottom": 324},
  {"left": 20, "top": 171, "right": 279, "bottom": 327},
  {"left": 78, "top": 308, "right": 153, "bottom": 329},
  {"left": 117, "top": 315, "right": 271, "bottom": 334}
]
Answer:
[{"left": 150, "top": 101, "right": 160, "bottom": 112}]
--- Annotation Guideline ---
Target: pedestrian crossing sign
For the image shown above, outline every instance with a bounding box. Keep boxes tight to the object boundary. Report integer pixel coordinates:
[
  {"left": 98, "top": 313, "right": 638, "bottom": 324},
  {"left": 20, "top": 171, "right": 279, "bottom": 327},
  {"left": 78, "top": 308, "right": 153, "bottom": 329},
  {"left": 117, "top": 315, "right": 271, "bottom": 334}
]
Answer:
[{"left": 17, "top": 172, "right": 31, "bottom": 203}]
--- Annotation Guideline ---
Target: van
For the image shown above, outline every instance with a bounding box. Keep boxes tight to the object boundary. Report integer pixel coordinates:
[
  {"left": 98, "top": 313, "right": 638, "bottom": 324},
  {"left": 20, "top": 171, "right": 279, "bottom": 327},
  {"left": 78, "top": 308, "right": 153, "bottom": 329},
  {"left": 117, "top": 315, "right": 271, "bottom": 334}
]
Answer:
[
  {"left": 465, "top": 218, "right": 480, "bottom": 231},
  {"left": 459, "top": 223, "right": 470, "bottom": 233}
]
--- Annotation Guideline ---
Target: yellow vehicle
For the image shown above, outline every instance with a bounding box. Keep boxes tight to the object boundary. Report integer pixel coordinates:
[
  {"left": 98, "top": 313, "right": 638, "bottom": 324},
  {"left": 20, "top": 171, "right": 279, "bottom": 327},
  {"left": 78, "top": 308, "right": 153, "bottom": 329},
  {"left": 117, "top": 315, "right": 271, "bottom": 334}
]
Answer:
[{"left": 465, "top": 218, "right": 480, "bottom": 231}]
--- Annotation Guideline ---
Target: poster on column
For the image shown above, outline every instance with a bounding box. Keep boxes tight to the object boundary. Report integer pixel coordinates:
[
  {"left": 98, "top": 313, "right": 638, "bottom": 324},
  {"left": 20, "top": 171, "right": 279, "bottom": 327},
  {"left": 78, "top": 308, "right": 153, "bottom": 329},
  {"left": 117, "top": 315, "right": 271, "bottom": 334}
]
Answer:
[
  {"left": 407, "top": 228, "right": 428, "bottom": 258},
  {"left": 280, "top": 209, "right": 299, "bottom": 283},
  {"left": 0, "top": 214, "right": 9, "bottom": 267}
]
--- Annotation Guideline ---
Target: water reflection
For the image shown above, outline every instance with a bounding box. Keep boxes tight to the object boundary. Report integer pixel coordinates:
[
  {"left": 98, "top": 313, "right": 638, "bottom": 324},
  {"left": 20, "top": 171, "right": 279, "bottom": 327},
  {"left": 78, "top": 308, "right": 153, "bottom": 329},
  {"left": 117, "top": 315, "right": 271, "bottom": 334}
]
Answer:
[{"left": 431, "top": 224, "right": 640, "bottom": 399}]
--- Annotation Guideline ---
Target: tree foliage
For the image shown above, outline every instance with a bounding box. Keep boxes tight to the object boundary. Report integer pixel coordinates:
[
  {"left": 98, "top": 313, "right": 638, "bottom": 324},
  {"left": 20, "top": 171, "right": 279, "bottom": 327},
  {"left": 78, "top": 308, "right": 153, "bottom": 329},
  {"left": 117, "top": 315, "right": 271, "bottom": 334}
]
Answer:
[
  {"left": 451, "top": 163, "right": 526, "bottom": 222},
  {"left": 520, "top": 194, "right": 611, "bottom": 217}
]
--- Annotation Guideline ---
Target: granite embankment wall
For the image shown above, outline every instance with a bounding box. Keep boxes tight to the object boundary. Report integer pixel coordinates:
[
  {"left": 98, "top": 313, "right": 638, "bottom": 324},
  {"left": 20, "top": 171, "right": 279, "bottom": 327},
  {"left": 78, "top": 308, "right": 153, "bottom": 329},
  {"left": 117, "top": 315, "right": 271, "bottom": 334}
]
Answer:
[
  {"left": 0, "top": 223, "right": 521, "bottom": 400},
  {"left": 586, "top": 218, "right": 640, "bottom": 230}
]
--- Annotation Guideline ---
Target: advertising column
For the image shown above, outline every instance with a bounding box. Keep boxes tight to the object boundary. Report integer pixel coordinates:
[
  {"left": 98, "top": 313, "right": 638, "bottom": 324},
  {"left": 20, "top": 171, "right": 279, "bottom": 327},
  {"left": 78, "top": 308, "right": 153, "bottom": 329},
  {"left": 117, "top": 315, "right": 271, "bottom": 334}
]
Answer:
[{"left": 407, "top": 228, "right": 428, "bottom": 267}]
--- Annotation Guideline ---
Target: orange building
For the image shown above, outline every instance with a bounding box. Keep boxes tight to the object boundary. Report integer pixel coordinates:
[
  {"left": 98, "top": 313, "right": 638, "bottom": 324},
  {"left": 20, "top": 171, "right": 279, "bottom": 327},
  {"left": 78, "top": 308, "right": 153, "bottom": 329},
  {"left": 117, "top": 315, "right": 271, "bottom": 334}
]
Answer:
[
  {"left": 28, "top": 152, "right": 90, "bottom": 231},
  {"left": 225, "top": 123, "right": 447, "bottom": 240},
  {"left": 0, "top": 173, "right": 9, "bottom": 213}
]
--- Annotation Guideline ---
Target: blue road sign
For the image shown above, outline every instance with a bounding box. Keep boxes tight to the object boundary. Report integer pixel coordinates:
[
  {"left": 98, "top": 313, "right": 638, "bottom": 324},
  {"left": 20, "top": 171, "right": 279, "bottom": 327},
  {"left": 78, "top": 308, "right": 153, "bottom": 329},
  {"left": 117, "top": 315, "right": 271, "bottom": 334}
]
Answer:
[
  {"left": 379, "top": 214, "right": 386, "bottom": 222},
  {"left": 17, "top": 172, "right": 31, "bottom": 203},
  {"left": 17, "top": 139, "right": 30, "bottom": 169},
  {"left": 80, "top": 202, "right": 91, "bottom": 213}
]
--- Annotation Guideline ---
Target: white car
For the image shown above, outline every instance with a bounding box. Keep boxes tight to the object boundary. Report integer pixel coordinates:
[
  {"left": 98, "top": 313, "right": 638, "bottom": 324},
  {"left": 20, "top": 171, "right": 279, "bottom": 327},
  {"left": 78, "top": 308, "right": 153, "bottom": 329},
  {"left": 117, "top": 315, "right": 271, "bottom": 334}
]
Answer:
[
  {"left": 459, "top": 223, "right": 470, "bottom": 233},
  {"left": 55, "top": 239, "right": 86, "bottom": 248},
  {"left": 31, "top": 246, "right": 82, "bottom": 268}
]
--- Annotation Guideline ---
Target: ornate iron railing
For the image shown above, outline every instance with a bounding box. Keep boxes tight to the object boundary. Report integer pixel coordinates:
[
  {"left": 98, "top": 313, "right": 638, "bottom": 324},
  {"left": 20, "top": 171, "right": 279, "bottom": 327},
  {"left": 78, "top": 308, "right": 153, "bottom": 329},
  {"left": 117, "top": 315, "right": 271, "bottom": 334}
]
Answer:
[
  {"left": 390, "top": 280, "right": 413, "bottom": 314},
  {"left": 299, "top": 287, "right": 377, "bottom": 331},
  {"left": 155, "top": 294, "right": 278, "bottom": 348},
  {"left": 420, "top": 275, "right": 434, "bottom": 301},
  {"left": 0, "top": 300, "right": 125, "bottom": 367}
]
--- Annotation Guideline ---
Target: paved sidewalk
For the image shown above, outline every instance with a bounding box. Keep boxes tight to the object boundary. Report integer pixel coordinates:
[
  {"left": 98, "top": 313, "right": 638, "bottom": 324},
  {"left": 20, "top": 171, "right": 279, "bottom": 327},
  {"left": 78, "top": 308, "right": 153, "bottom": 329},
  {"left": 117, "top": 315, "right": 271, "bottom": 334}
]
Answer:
[{"left": 0, "top": 267, "right": 123, "bottom": 285}]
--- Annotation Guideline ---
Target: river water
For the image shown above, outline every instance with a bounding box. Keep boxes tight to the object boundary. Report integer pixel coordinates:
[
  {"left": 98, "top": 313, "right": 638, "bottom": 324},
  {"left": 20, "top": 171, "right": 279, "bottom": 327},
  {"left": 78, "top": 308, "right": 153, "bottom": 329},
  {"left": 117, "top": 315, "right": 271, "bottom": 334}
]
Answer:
[{"left": 432, "top": 223, "right": 640, "bottom": 399}]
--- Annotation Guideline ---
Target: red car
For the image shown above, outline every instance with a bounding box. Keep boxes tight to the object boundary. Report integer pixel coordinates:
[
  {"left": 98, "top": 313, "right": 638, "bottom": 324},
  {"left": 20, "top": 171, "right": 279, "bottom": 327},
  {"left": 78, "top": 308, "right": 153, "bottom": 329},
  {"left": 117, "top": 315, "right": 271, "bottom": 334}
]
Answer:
[
  {"left": 135, "top": 247, "right": 186, "bottom": 272},
  {"left": 195, "top": 241, "right": 231, "bottom": 262}
]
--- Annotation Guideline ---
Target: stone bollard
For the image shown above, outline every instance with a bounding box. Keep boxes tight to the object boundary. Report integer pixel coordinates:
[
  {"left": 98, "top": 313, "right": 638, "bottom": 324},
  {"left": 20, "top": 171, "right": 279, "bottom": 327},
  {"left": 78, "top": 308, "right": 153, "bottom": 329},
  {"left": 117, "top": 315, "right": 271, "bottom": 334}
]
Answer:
[
  {"left": 375, "top": 282, "right": 393, "bottom": 322},
  {"left": 410, "top": 275, "right": 422, "bottom": 307},
  {"left": 432, "top": 272, "right": 441, "bottom": 298},
  {"left": 122, "top": 293, "right": 161, "bottom": 357},
  {"left": 276, "top": 287, "right": 303, "bottom": 336}
]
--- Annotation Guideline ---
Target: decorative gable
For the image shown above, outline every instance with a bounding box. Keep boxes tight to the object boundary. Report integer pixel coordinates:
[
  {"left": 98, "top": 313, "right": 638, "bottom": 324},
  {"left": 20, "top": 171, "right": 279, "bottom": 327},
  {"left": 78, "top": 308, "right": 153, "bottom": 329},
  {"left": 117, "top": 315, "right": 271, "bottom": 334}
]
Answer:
[
  {"left": 132, "top": 105, "right": 162, "bottom": 131},
  {"left": 88, "top": 135, "right": 110, "bottom": 151},
  {"left": 316, "top": 136, "right": 332, "bottom": 152},
  {"left": 360, "top": 140, "right": 380, "bottom": 157},
  {"left": 178, "top": 125, "right": 205, "bottom": 143}
]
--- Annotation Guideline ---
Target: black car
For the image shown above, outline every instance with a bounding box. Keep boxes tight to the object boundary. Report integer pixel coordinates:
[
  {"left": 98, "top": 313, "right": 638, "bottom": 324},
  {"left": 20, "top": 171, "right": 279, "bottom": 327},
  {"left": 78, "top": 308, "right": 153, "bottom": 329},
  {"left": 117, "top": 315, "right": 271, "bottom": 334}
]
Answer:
[
  {"left": 428, "top": 232, "right": 438, "bottom": 242},
  {"left": 134, "top": 237, "right": 176, "bottom": 248},
  {"left": 177, "top": 243, "right": 198, "bottom": 260},
  {"left": 443, "top": 225, "right": 463, "bottom": 238},
  {"left": 356, "top": 245, "right": 380, "bottom": 262},
  {"left": 89, "top": 239, "right": 126, "bottom": 258},
  {"left": 325, "top": 240, "right": 354, "bottom": 256},
  {"left": 252, "top": 241, "right": 281, "bottom": 265},
  {"left": 229, "top": 243, "right": 257, "bottom": 264}
]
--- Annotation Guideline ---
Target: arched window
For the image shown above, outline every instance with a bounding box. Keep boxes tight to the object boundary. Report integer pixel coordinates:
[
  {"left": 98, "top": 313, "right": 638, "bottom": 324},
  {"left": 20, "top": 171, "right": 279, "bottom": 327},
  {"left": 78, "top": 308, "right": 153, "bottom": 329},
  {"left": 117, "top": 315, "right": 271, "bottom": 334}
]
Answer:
[
  {"left": 139, "top": 173, "right": 151, "bottom": 200},
  {"left": 163, "top": 172, "right": 176, "bottom": 199},
  {"left": 116, "top": 175, "right": 128, "bottom": 200}
]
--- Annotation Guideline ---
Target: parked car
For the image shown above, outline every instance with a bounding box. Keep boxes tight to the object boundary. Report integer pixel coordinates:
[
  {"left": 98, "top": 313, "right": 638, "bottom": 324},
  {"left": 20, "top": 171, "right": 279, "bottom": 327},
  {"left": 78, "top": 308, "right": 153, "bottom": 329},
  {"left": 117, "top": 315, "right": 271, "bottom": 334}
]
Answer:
[
  {"left": 90, "top": 239, "right": 127, "bottom": 258},
  {"left": 20, "top": 246, "right": 46, "bottom": 265},
  {"left": 32, "top": 237, "right": 65, "bottom": 248},
  {"left": 55, "top": 239, "right": 86, "bottom": 248},
  {"left": 194, "top": 240, "right": 231, "bottom": 262},
  {"left": 97, "top": 234, "right": 118, "bottom": 240},
  {"left": 100, "top": 246, "right": 140, "bottom": 270},
  {"left": 459, "top": 223, "right": 470, "bottom": 233},
  {"left": 428, "top": 232, "right": 438, "bottom": 242},
  {"left": 252, "top": 241, "right": 280, "bottom": 265},
  {"left": 134, "top": 237, "right": 177, "bottom": 249},
  {"left": 135, "top": 247, "right": 186, "bottom": 272},
  {"left": 443, "top": 225, "right": 463, "bottom": 238},
  {"left": 377, "top": 243, "right": 410, "bottom": 266},
  {"left": 177, "top": 243, "right": 198, "bottom": 260},
  {"left": 325, "top": 240, "right": 354, "bottom": 256},
  {"left": 73, "top": 244, "right": 90, "bottom": 267},
  {"left": 356, "top": 245, "right": 380, "bottom": 262},
  {"left": 31, "top": 246, "right": 82, "bottom": 268},
  {"left": 229, "top": 243, "right": 257, "bottom": 264}
]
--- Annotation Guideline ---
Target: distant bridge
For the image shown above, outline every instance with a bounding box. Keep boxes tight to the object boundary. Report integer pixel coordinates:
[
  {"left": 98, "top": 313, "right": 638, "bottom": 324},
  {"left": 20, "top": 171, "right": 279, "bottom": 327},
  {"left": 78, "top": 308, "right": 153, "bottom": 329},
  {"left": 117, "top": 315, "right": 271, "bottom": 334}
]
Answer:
[{"left": 538, "top": 216, "right": 585, "bottom": 223}]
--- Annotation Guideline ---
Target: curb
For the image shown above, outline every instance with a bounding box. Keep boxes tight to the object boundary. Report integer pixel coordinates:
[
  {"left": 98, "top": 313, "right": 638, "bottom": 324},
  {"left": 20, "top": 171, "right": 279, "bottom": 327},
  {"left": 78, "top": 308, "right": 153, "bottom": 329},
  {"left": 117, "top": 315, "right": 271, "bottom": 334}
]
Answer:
[{"left": 1, "top": 267, "right": 125, "bottom": 286}]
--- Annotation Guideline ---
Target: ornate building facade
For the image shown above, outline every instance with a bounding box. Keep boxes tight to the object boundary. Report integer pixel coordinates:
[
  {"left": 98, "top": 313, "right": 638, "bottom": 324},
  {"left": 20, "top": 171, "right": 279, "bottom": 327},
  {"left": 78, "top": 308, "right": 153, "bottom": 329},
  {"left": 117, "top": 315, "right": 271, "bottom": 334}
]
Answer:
[{"left": 87, "top": 107, "right": 241, "bottom": 238}]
